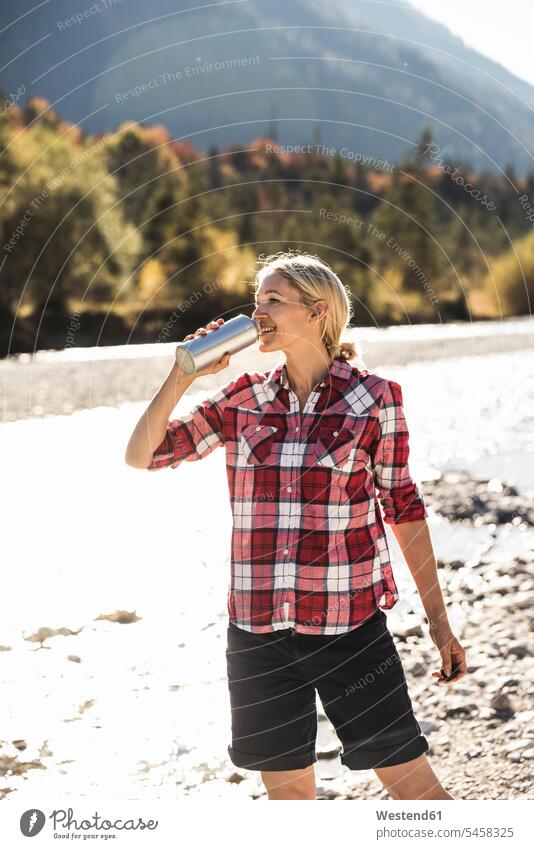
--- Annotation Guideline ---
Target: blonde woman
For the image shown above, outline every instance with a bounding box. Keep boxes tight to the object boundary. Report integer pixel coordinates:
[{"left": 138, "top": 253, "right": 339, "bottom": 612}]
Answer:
[{"left": 125, "top": 250, "right": 467, "bottom": 801}]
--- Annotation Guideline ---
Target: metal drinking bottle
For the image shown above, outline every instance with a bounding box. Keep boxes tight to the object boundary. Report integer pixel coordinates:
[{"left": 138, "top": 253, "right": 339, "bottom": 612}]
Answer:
[{"left": 174, "top": 313, "right": 261, "bottom": 374}]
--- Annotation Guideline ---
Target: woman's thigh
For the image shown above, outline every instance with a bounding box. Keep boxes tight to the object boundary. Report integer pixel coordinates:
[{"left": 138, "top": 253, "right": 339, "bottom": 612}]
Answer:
[
  {"left": 226, "top": 622, "right": 319, "bottom": 772},
  {"left": 305, "top": 610, "right": 429, "bottom": 770}
]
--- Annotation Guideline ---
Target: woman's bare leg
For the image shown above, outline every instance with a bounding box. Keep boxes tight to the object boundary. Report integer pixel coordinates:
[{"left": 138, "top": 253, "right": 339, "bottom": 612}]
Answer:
[
  {"left": 261, "top": 765, "right": 317, "bottom": 799},
  {"left": 374, "top": 753, "right": 454, "bottom": 800}
]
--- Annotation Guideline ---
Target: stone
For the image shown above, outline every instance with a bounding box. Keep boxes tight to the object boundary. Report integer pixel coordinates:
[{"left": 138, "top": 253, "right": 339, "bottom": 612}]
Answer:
[
  {"left": 317, "top": 745, "right": 341, "bottom": 759},
  {"left": 225, "top": 771, "right": 245, "bottom": 784},
  {"left": 494, "top": 678, "right": 521, "bottom": 690},
  {"left": 515, "top": 711, "right": 534, "bottom": 723},
  {"left": 419, "top": 721, "right": 440, "bottom": 734},
  {"left": 503, "top": 739, "right": 534, "bottom": 753},
  {"left": 506, "top": 644, "right": 530, "bottom": 659},
  {"left": 317, "top": 786, "right": 342, "bottom": 799},
  {"left": 390, "top": 616, "right": 423, "bottom": 640},
  {"left": 406, "top": 661, "right": 427, "bottom": 677},
  {"left": 478, "top": 708, "right": 495, "bottom": 719},
  {"left": 490, "top": 693, "right": 514, "bottom": 713},
  {"left": 500, "top": 593, "right": 534, "bottom": 611},
  {"left": 445, "top": 703, "right": 478, "bottom": 718}
]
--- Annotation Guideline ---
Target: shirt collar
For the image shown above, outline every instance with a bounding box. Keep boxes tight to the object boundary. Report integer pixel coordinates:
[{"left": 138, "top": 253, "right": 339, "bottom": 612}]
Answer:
[{"left": 263, "top": 356, "right": 354, "bottom": 393}]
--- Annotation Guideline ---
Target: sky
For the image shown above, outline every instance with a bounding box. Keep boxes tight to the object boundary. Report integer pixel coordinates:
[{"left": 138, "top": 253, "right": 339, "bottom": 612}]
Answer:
[{"left": 409, "top": 0, "right": 534, "bottom": 87}]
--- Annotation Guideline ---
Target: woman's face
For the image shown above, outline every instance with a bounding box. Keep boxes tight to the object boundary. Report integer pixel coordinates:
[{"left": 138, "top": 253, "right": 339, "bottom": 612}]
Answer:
[{"left": 252, "top": 271, "right": 325, "bottom": 356}]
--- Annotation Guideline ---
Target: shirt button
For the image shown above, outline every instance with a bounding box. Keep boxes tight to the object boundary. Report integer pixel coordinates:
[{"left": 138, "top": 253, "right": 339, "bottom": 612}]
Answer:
[
  {"left": 283, "top": 548, "right": 289, "bottom": 554},
  {"left": 333, "top": 430, "right": 339, "bottom": 436},
  {"left": 256, "top": 426, "right": 261, "bottom": 431},
  {"left": 295, "top": 426, "right": 299, "bottom": 432},
  {"left": 287, "top": 486, "right": 292, "bottom": 492},
  {"left": 319, "top": 382, "right": 325, "bottom": 388}
]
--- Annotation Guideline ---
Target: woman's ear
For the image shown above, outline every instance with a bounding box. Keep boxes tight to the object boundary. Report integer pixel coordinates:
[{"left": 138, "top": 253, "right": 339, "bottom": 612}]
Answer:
[{"left": 313, "top": 300, "right": 328, "bottom": 319}]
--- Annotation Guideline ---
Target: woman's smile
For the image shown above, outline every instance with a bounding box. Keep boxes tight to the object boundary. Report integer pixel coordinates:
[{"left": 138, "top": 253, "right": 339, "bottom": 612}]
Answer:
[{"left": 259, "top": 326, "right": 277, "bottom": 338}]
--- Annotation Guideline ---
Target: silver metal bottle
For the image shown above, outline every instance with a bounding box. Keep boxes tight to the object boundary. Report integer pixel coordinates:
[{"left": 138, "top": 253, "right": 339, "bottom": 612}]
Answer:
[{"left": 174, "top": 313, "right": 261, "bottom": 374}]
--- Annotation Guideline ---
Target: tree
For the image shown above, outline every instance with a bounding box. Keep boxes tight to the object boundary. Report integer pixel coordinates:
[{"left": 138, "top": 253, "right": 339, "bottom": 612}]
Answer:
[
  {"left": 207, "top": 144, "right": 222, "bottom": 190},
  {"left": 413, "top": 125, "right": 435, "bottom": 171},
  {"left": 370, "top": 165, "right": 445, "bottom": 296},
  {"left": 104, "top": 122, "right": 184, "bottom": 242},
  {"left": 0, "top": 120, "right": 140, "bottom": 315}
]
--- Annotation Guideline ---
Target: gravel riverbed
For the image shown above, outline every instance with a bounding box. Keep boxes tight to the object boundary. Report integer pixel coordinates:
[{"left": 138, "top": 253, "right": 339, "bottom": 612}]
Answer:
[{"left": 1, "top": 469, "right": 532, "bottom": 801}]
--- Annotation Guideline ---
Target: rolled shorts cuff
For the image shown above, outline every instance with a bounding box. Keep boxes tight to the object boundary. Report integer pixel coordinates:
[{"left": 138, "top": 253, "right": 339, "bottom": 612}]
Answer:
[
  {"left": 340, "top": 734, "right": 429, "bottom": 771},
  {"left": 228, "top": 744, "right": 317, "bottom": 772}
]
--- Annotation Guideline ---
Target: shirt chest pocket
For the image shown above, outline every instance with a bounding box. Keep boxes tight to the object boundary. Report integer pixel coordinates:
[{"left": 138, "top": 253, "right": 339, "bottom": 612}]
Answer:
[
  {"left": 240, "top": 423, "right": 279, "bottom": 465},
  {"left": 312, "top": 425, "right": 370, "bottom": 472}
]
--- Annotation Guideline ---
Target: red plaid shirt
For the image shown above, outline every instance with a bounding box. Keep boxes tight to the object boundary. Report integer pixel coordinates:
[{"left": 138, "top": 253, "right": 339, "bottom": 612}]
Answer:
[{"left": 147, "top": 357, "right": 428, "bottom": 634}]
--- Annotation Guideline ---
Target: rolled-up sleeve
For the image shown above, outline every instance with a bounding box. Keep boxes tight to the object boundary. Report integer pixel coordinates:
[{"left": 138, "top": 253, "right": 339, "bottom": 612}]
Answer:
[
  {"left": 147, "top": 377, "right": 237, "bottom": 471},
  {"left": 371, "top": 379, "right": 428, "bottom": 524}
]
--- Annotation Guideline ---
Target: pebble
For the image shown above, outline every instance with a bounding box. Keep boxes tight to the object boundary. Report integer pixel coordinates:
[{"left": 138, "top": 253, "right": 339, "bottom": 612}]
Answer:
[
  {"left": 490, "top": 693, "right": 515, "bottom": 712},
  {"left": 515, "top": 710, "right": 534, "bottom": 723},
  {"left": 503, "top": 739, "right": 534, "bottom": 753},
  {"left": 317, "top": 786, "right": 342, "bottom": 799},
  {"left": 390, "top": 615, "right": 423, "bottom": 640},
  {"left": 419, "top": 721, "right": 440, "bottom": 734},
  {"left": 465, "top": 749, "right": 482, "bottom": 759},
  {"left": 445, "top": 703, "right": 478, "bottom": 718},
  {"left": 478, "top": 708, "right": 495, "bottom": 719},
  {"left": 224, "top": 771, "right": 245, "bottom": 784},
  {"left": 317, "top": 745, "right": 341, "bottom": 759},
  {"left": 506, "top": 643, "right": 530, "bottom": 659},
  {"left": 500, "top": 593, "right": 534, "bottom": 610},
  {"left": 406, "top": 661, "right": 427, "bottom": 677}
]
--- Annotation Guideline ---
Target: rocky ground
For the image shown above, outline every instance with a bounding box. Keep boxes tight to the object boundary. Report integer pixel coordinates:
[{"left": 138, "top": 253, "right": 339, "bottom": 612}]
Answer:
[
  {"left": 0, "top": 470, "right": 532, "bottom": 801},
  {"left": 225, "top": 471, "right": 534, "bottom": 801},
  {"left": 318, "top": 544, "right": 534, "bottom": 801}
]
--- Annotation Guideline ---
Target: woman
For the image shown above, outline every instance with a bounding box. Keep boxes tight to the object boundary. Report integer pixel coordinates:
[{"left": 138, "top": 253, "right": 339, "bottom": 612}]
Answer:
[{"left": 125, "top": 250, "right": 467, "bottom": 801}]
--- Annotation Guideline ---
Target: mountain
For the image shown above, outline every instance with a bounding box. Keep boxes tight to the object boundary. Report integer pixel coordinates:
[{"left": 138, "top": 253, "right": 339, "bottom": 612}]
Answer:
[{"left": 1, "top": 0, "right": 532, "bottom": 175}]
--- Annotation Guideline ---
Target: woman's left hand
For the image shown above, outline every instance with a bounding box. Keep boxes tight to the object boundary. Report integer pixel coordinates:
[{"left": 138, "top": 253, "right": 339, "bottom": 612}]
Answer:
[{"left": 428, "top": 623, "right": 468, "bottom": 685}]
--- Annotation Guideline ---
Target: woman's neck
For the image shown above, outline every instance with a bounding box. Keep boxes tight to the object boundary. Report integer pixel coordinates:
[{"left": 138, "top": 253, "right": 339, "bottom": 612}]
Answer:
[{"left": 283, "top": 347, "right": 333, "bottom": 396}]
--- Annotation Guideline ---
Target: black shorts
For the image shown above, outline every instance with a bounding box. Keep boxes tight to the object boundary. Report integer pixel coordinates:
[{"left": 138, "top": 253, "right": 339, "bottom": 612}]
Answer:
[{"left": 226, "top": 608, "right": 429, "bottom": 772}]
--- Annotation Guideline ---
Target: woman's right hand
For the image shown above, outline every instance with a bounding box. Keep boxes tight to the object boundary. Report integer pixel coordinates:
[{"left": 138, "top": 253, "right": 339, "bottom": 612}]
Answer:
[{"left": 178, "top": 318, "right": 231, "bottom": 377}]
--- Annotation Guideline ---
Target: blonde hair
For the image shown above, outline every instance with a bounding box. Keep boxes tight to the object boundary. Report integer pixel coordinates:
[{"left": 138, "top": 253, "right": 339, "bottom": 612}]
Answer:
[{"left": 254, "top": 250, "right": 361, "bottom": 363}]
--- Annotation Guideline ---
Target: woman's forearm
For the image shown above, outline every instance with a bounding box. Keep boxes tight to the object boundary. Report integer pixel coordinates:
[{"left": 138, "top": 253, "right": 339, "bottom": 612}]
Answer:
[
  {"left": 390, "top": 519, "right": 451, "bottom": 630},
  {"left": 124, "top": 363, "right": 195, "bottom": 468}
]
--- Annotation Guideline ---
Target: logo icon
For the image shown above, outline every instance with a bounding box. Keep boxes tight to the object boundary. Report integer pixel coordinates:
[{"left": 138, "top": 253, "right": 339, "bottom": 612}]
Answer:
[{"left": 20, "top": 809, "right": 46, "bottom": 837}]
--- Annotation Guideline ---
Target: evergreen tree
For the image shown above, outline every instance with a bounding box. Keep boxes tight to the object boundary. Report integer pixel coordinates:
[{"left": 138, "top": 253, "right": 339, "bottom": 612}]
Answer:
[
  {"left": 370, "top": 164, "right": 445, "bottom": 294},
  {"left": 207, "top": 144, "right": 222, "bottom": 190},
  {"left": 268, "top": 104, "right": 279, "bottom": 142},
  {"left": 413, "top": 125, "right": 435, "bottom": 170}
]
